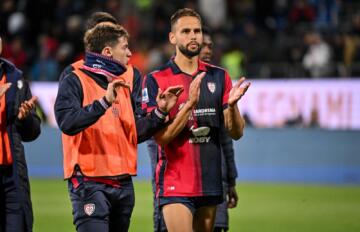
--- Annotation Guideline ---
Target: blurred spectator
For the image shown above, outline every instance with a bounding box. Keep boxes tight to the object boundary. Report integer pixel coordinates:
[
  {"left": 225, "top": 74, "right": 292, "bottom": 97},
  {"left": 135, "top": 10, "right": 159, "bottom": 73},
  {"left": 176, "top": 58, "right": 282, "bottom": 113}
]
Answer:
[
  {"left": 2, "top": 36, "right": 27, "bottom": 69},
  {"left": 221, "top": 48, "right": 245, "bottom": 80},
  {"left": 199, "top": 0, "right": 227, "bottom": 29},
  {"left": 30, "top": 34, "right": 59, "bottom": 81},
  {"left": 0, "top": 0, "right": 358, "bottom": 80},
  {"left": 302, "top": 31, "right": 333, "bottom": 77},
  {"left": 289, "top": 0, "right": 316, "bottom": 25}
]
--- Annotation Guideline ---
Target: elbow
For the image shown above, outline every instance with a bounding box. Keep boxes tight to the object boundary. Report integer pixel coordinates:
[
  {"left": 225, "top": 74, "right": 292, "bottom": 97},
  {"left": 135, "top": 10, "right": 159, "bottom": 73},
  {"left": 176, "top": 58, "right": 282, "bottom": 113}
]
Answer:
[
  {"left": 154, "top": 135, "right": 170, "bottom": 147},
  {"left": 231, "top": 125, "right": 245, "bottom": 140},
  {"left": 231, "top": 131, "right": 243, "bottom": 141},
  {"left": 59, "top": 122, "right": 79, "bottom": 136},
  {"left": 22, "top": 126, "right": 41, "bottom": 142}
]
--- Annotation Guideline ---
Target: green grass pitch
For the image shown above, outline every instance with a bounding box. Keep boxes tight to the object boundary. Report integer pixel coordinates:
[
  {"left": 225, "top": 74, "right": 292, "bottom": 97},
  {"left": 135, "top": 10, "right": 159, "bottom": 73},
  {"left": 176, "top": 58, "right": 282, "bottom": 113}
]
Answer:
[{"left": 30, "top": 179, "right": 360, "bottom": 232}]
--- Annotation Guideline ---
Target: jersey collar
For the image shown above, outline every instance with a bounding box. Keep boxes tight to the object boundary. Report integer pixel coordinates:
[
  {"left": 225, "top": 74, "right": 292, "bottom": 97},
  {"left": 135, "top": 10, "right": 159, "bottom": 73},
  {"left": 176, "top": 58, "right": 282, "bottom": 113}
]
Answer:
[{"left": 169, "top": 58, "right": 207, "bottom": 75}]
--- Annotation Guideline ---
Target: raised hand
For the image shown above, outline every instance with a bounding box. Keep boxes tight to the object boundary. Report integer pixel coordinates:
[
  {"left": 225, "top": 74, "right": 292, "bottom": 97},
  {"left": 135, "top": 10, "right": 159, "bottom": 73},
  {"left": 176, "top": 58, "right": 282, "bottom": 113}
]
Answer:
[
  {"left": 228, "top": 77, "right": 250, "bottom": 107},
  {"left": 187, "top": 72, "right": 206, "bottom": 108},
  {"left": 156, "top": 85, "right": 184, "bottom": 113},
  {"left": 0, "top": 83, "right": 11, "bottom": 99},
  {"left": 18, "top": 96, "right": 38, "bottom": 120},
  {"left": 105, "top": 79, "right": 130, "bottom": 104}
]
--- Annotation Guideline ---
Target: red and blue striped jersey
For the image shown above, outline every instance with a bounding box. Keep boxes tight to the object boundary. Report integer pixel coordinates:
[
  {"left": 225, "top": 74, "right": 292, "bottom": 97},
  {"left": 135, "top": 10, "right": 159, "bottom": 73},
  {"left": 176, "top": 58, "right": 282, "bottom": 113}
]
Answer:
[{"left": 142, "top": 59, "right": 233, "bottom": 197}]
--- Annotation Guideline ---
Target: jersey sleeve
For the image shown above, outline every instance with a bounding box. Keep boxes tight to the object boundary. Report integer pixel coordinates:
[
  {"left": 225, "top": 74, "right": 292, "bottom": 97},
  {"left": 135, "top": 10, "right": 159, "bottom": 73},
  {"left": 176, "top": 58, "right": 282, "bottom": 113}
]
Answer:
[
  {"left": 142, "top": 73, "right": 159, "bottom": 113},
  {"left": 222, "top": 70, "right": 233, "bottom": 109}
]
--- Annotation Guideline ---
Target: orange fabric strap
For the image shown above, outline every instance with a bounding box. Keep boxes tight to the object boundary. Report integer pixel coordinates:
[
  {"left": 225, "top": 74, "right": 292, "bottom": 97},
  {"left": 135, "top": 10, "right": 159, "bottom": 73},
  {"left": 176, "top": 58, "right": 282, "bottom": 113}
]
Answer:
[{"left": 0, "top": 74, "right": 12, "bottom": 165}]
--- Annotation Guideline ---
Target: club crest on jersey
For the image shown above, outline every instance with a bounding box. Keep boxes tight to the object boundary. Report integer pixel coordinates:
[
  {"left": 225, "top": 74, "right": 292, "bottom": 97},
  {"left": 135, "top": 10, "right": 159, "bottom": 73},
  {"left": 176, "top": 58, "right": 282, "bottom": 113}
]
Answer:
[
  {"left": 207, "top": 82, "right": 216, "bottom": 93},
  {"left": 84, "top": 203, "right": 95, "bottom": 216}
]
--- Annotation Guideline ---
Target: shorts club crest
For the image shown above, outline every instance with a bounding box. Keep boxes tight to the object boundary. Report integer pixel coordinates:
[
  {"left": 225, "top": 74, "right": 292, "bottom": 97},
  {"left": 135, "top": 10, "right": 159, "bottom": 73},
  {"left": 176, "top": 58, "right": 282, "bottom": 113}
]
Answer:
[{"left": 84, "top": 203, "right": 96, "bottom": 216}]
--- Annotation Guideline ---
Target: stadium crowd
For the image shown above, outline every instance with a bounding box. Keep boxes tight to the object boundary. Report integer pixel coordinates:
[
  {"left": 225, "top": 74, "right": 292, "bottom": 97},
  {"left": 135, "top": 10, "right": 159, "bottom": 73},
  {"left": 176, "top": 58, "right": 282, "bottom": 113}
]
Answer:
[{"left": 0, "top": 0, "right": 359, "bottom": 81}]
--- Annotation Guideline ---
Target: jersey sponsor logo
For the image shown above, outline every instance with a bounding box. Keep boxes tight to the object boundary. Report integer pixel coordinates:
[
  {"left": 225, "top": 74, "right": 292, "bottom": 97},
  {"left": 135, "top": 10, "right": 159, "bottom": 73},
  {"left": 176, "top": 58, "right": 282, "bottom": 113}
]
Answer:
[
  {"left": 193, "top": 108, "right": 216, "bottom": 116},
  {"left": 84, "top": 203, "right": 96, "bottom": 216},
  {"left": 142, "top": 88, "right": 149, "bottom": 103},
  {"left": 207, "top": 82, "right": 216, "bottom": 93},
  {"left": 189, "top": 136, "right": 211, "bottom": 143},
  {"left": 189, "top": 126, "right": 211, "bottom": 143}
]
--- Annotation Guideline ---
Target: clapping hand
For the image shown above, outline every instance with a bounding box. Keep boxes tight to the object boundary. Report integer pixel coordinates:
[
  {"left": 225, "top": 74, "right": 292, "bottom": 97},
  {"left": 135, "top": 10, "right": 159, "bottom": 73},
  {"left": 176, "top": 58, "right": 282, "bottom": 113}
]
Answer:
[
  {"left": 228, "top": 77, "right": 250, "bottom": 107},
  {"left": 18, "top": 96, "right": 38, "bottom": 120},
  {"left": 156, "top": 85, "right": 184, "bottom": 113}
]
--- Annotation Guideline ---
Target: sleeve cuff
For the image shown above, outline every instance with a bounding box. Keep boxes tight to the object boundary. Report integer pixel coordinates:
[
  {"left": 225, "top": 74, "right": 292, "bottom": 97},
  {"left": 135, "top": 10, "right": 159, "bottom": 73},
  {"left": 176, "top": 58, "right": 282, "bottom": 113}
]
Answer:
[
  {"left": 99, "top": 97, "right": 111, "bottom": 110},
  {"left": 154, "top": 107, "right": 168, "bottom": 120}
]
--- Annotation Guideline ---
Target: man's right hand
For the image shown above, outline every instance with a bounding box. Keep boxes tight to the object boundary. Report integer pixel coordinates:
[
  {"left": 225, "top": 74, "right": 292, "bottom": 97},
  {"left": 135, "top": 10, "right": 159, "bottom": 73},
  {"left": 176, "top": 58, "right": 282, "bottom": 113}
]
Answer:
[
  {"left": 0, "top": 83, "right": 11, "bottom": 99},
  {"left": 105, "top": 79, "right": 130, "bottom": 104},
  {"left": 186, "top": 72, "right": 205, "bottom": 108}
]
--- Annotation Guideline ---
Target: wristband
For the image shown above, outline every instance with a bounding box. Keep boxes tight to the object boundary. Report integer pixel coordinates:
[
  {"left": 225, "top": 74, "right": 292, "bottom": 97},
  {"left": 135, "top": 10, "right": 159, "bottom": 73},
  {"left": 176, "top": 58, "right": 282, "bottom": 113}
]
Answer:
[
  {"left": 99, "top": 96, "right": 111, "bottom": 110},
  {"left": 154, "top": 107, "right": 168, "bottom": 120}
]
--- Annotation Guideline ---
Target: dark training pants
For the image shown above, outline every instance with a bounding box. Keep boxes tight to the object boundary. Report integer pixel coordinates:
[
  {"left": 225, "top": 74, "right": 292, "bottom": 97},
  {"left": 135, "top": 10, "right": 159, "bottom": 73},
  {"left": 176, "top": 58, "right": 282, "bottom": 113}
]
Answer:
[
  {"left": 0, "top": 166, "right": 25, "bottom": 232},
  {"left": 68, "top": 176, "right": 135, "bottom": 232}
]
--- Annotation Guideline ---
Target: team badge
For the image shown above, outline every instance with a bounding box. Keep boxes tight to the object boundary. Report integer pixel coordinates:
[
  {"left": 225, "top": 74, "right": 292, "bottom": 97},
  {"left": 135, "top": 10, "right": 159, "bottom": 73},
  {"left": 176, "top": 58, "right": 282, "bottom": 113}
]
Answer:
[
  {"left": 17, "top": 80, "right": 23, "bottom": 89},
  {"left": 84, "top": 203, "right": 95, "bottom": 216},
  {"left": 207, "top": 82, "right": 216, "bottom": 93}
]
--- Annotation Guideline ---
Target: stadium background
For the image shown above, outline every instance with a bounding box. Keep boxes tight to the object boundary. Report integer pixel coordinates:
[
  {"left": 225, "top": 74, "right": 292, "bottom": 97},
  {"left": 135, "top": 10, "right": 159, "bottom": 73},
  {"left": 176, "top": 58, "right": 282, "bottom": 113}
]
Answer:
[{"left": 1, "top": 0, "right": 360, "bottom": 231}]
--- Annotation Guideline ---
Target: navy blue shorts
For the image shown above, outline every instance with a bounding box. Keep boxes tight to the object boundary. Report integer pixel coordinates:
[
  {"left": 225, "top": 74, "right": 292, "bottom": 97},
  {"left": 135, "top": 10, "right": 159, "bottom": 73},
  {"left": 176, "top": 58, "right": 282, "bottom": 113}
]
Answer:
[
  {"left": 68, "top": 175, "right": 134, "bottom": 232},
  {"left": 159, "top": 195, "right": 223, "bottom": 215}
]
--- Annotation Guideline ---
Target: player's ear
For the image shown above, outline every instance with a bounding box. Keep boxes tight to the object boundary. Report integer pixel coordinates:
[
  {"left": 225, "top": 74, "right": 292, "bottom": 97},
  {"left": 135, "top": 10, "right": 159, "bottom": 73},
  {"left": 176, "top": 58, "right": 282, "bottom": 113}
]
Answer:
[
  {"left": 169, "top": 32, "right": 176, "bottom": 45},
  {"left": 102, "top": 46, "right": 112, "bottom": 57}
]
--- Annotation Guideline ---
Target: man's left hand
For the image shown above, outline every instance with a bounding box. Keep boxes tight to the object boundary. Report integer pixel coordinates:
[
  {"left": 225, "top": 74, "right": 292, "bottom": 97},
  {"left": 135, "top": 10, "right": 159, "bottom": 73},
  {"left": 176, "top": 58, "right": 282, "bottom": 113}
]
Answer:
[
  {"left": 227, "top": 186, "right": 238, "bottom": 208},
  {"left": 228, "top": 77, "right": 250, "bottom": 107}
]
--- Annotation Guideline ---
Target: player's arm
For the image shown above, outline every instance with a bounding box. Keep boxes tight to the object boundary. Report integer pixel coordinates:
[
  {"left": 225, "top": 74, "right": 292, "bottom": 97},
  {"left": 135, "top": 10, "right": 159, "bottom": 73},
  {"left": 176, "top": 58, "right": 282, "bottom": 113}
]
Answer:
[
  {"left": 54, "top": 73, "right": 119, "bottom": 135},
  {"left": 153, "top": 72, "right": 205, "bottom": 146},
  {"left": 223, "top": 76, "right": 250, "bottom": 140},
  {"left": 132, "top": 69, "right": 184, "bottom": 143},
  {"left": 15, "top": 79, "right": 41, "bottom": 142}
]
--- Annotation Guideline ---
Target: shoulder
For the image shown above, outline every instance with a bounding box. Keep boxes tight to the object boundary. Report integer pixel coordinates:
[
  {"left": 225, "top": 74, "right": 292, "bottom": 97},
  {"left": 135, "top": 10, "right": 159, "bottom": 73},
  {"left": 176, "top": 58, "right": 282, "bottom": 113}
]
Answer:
[
  {"left": 0, "top": 58, "right": 22, "bottom": 78},
  {"left": 60, "top": 72, "right": 81, "bottom": 89},
  {"left": 202, "top": 61, "right": 227, "bottom": 76},
  {"left": 131, "top": 66, "right": 141, "bottom": 80},
  {"left": 148, "top": 62, "right": 173, "bottom": 79}
]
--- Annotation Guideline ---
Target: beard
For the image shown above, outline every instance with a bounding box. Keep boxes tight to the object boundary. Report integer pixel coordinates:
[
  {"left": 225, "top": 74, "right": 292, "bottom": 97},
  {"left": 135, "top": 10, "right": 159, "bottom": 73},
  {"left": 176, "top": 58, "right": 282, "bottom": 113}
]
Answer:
[{"left": 178, "top": 43, "right": 201, "bottom": 58}]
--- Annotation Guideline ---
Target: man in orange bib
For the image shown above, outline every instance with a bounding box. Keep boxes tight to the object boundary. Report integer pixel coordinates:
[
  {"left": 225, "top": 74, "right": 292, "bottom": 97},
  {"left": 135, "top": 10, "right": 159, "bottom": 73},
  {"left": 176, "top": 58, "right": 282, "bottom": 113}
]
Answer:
[
  {"left": 0, "top": 35, "right": 41, "bottom": 232},
  {"left": 54, "top": 24, "right": 183, "bottom": 232}
]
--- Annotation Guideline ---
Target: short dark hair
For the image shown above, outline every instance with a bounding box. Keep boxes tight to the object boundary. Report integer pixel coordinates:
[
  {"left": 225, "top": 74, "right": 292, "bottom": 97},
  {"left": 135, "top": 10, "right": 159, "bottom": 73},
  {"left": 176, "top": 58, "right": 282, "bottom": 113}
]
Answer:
[
  {"left": 84, "top": 24, "right": 129, "bottom": 53},
  {"left": 170, "top": 8, "right": 202, "bottom": 30},
  {"left": 202, "top": 25, "right": 212, "bottom": 37},
  {"left": 85, "top": 12, "right": 118, "bottom": 30}
]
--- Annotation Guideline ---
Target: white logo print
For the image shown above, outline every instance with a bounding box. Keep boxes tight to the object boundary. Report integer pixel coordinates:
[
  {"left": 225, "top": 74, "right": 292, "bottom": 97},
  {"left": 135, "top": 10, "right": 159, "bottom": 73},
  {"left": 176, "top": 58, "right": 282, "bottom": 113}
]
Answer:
[
  {"left": 142, "top": 88, "right": 149, "bottom": 103},
  {"left": 17, "top": 80, "right": 23, "bottom": 89},
  {"left": 84, "top": 203, "right": 96, "bottom": 216},
  {"left": 189, "top": 126, "right": 211, "bottom": 144},
  {"left": 207, "top": 82, "right": 216, "bottom": 93}
]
